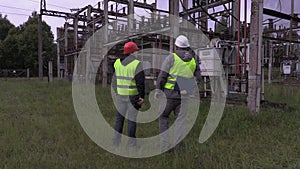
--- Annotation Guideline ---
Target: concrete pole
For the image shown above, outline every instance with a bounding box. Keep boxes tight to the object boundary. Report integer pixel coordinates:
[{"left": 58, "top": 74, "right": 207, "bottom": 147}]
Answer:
[
  {"left": 182, "top": 0, "right": 189, "bottom": 29},
  {"left": 56, "top": 28, "right": 60, "bottom": 79},
  {"left": 248, "top": 0, "right": 264, "bottom": 114},
  {"left": 128, "top": 0, "right": 134, "bottom": 35},
  {"left": 289, "top": 0, "right": 294, "bottom": 44},
  {"left": 64, "top": 23, "right": 69, "bottom": 80},
  {"left": 74, "top": 17, "right": 78, "bottom": 50},
  {"left": 86, "top": 6, "right": 92, "bottom": 83},
  {"left": 27, "top": 68, "right": 30, "bottom": 80},
  {"left": 232, "top": 0, "right": 239, "bottom": 40},
  {"left": 38, "top": 14, "right": 43, "bottom": 80},
  {"left": 102, "top": 0, "right": 109, "bottom": 87},
  {"left": 48, "top": 61, "right": 53, "bottom": 82},
  {"left": 268, "top": 40, "right": 273, "bottom": 84},
  {"left": 261, "top": 45, "right": 265, "bottom": 101},
  {"left": 169, "top": 0, "right": 179, "bottom": 52}
]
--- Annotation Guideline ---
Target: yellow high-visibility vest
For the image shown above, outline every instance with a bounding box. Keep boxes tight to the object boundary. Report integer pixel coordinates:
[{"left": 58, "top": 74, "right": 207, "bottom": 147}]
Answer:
[
  {"left": 164, "top": 53, "right": 196, "bottom": 90},
  {"left": 114, "top": 58, "right": 140, "bottom": 96}
]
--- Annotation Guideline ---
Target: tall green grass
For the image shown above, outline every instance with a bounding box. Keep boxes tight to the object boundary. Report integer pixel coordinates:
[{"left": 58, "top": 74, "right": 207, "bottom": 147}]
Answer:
[{"left": 0, "top": 79, "right": 299, "bottom": 168}]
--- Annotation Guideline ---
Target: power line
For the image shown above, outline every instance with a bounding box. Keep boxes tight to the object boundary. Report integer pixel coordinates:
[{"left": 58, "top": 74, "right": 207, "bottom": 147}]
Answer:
[
  {"left": 26, "top": 0, "right": 70, "bottom": 10},
  {"left": 0, "top": 4, "right": 34, "bottom": 12},
  {"left": 0, "top": 12, "right": 30, "bottom": 17}
]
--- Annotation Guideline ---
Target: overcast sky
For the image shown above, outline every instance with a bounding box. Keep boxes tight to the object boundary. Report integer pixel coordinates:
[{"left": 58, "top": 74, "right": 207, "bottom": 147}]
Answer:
[{"left": 1, "top": 0, "right": 298, "bottom": 40}]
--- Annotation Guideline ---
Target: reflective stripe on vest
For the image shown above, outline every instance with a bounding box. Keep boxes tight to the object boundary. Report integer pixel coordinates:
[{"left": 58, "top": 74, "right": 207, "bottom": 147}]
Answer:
[
  {"left": 114, "top": 58, "right": 140, "bottom": 96},
  {"left": 164, "top": 53, "right": 196, "bottom": 90}
]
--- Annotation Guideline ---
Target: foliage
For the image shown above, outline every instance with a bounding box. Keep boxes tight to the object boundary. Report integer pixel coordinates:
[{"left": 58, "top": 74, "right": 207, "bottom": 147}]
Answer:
[
  {"left": 0, "top": 27, "right": 21, "bottom": 68},
  {"left": 0, "top": 14, "right": 14, "bottom": 41},
  {"left": 0, "top": 13, "right": 56, "bottom": 76}
]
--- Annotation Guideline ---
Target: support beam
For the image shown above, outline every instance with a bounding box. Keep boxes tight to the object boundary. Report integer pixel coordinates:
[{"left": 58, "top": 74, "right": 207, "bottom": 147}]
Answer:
[
  {"left": 263, "top": 36, "right": 300, "bottom": 44},
  {"left": 263, "top": 26, "right": 300, "bottom": 34},
  {"left": 109, "top": 0, "right": 158, "bottom": 11},
  {"left": 180, "top": 0, "right": 232, "bottom": 15},
  {"left": 41, "top": 9, "right": 86, "bottom": 20},
  {"left": 263, "top": 8, "right": 300, "bottom": 22},
  {"left": 248, "top": 0, "right": 263, "bottom": 114}
]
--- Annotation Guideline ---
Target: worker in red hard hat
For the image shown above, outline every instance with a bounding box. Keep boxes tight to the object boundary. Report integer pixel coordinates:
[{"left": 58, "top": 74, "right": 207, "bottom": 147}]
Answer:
[
  {"left": 112, "top": 41, "right": 145, "bottom": 148},
  {"left": 123, "top": 41, "right": 140, "bottom": 55}
]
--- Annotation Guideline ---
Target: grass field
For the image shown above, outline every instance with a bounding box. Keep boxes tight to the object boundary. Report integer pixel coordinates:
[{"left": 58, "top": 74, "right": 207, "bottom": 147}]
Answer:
[{"left": 0, "top": 78, "right": 300, "bottom": 168}]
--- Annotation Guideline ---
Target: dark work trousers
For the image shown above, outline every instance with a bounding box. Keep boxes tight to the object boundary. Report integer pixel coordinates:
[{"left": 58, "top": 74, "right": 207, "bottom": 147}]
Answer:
[
  {"left": 113, "top": 95, "right": 140, "bottom": 147},
  {"left": 159, "top": 97, "right": 189, "bottom": 150}
]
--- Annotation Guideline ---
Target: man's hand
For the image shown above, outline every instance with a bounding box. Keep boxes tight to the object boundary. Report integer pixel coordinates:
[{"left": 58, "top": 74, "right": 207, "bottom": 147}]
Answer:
[
  {"left": 180, "top": 90, "right": 187, "bottom": 95},
  {"left": 137, "top": 98, "right": 144, "bottom": 106}
]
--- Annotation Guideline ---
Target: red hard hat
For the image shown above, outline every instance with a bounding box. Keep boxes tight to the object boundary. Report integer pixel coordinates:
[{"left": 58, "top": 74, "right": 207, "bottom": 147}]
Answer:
[{"left": 124, "top": 42, "right": 140, "bottom": 54}]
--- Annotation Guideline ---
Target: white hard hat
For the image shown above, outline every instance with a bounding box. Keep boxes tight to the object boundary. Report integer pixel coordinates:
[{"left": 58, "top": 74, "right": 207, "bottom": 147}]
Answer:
[{"left": 175, "top": 35, "right": 190, "bottom": 48}]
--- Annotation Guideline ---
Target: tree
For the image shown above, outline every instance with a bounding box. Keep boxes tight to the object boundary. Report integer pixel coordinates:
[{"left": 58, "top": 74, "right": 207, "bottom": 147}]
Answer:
[
  {"left": 0, "top": 14, "right": 15, "bottom": 41},
  {"left": 0, "top": 14, "right": 15, "bottom": 66},
  {"left": 0, "top": 27, "right": 21, "bottom": 69},
  {"left": 0, "top": 13, "right": 56, "bottom": 76}
]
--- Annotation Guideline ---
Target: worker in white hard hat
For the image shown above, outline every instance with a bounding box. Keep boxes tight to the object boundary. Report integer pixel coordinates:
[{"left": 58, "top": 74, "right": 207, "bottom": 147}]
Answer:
[{"left": 155, "top": 35, "right": 201, "bottom": 151}]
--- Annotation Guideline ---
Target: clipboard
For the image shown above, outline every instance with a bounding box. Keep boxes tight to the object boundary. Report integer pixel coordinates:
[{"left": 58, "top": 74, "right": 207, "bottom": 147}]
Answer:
[{"left": 174, "top": 76, "right": 195, "bottom": 94}]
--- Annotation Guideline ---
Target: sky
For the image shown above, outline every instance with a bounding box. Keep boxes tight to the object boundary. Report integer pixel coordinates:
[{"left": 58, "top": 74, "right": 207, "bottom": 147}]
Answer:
[{"left": 0, "top": 0, "right": 299, "bottom": 40}]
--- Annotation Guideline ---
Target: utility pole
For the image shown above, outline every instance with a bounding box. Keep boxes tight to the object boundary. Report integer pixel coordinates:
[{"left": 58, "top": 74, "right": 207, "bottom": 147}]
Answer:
[
  {"left": 86, "top": 5, "right": 92, "bottom": 83},
  {"left": 102, "top": 0, "right": 109, "bottom": 87},
  {"left": 289, "top": 0, "right": 294, "bottom": 56},
  {"left": 64, "top": 23, "right": 68, "bottom": 80},
  {"left": 56, "top": 28, "right": 60, "bottom": 79},
  {"left": 289, "top": 0, "right": 294, "bottom": 44},
  {"left": 169, "top": 0, "right": 179, "bottom": 52},
  {"left": 38, "top": 14, "right": 43, "bottom": 80},
  {"left": 128, "top": 0, "right": 134, "bottom": 35},
  {"left": 38, "top": 0, "right": 46, "bottom": 80},
  {"left": 182, "top": 0, "right": 188, "bottom": 28},
  {"left": 268, "top": 40, "right": 273, "bottom": 84},
  {"left": 248, "top": 0, "right": 264, "bottom": 114},
  {"left": 232, "top": 0, "right": 239, "bottom": 40}
]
